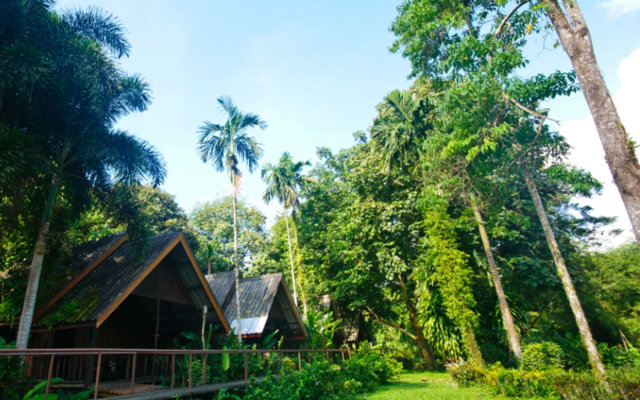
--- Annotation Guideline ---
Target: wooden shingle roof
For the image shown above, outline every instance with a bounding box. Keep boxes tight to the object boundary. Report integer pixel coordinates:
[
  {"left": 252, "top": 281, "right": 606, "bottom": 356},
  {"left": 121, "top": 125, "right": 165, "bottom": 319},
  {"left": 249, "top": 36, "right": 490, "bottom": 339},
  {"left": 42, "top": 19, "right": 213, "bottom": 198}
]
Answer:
[
  {"left": 35, "top": 231, "right": 229, "bottom": 332},
  {"left": 206, "top": 272, "right": 307, "bottom": 340}
]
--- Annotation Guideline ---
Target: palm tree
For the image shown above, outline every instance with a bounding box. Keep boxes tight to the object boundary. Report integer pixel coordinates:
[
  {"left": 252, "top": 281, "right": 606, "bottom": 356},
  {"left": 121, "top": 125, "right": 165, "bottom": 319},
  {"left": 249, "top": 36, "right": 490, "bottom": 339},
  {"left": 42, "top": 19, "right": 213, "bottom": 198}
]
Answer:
[
  {"left": 261, "top": 152, "right": 310, "bottom": 315},
  {"left": 10, "top": 2, "right": 166, "bottom": 349},
  {"left": 197, "top": 97, "right": 266, "bottom": 342},
  {"left": 370, "top": 89, "right": 422, "bottom": 173}
]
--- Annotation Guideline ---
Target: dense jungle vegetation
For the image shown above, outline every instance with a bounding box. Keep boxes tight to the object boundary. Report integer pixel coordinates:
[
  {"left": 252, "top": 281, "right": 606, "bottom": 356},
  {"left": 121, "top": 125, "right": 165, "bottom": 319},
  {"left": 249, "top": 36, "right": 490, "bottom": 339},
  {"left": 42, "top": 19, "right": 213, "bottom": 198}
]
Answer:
[{"left": 1, "top": 0, "right": 640, "bottom": 399}]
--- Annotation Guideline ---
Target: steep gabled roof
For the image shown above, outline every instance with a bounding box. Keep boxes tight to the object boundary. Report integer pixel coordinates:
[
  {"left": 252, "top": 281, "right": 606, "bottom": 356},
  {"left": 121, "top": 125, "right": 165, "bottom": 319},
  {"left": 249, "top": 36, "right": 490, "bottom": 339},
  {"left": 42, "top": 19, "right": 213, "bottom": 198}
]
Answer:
[
  {"left": 207, "top": 272, "right": 307, "bottom": 340},
  {"left": 35, "top": 232, "right": 229, "bottom": 332},
  {"left": 35, "top": 233, "right": 129, "bottom": 320},
  {"left": 206, "top": 270, "right": 235, "bottom": 307}
]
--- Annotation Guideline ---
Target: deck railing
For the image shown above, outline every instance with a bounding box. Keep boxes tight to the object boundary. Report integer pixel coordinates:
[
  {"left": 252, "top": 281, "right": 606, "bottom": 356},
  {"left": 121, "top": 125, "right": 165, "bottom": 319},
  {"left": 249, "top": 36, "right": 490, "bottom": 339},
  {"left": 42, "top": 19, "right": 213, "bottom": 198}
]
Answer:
[{"left": 0, "top": 347, "right": 364, "bottom": 399}]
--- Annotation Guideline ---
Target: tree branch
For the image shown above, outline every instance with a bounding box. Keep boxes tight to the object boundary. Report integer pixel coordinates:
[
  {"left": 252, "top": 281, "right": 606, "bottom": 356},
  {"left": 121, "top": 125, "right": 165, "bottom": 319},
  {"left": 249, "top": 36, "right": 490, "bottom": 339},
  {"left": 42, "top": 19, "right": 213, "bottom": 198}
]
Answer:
[
  {"left": 493, "top": 1, "right": 531, "bottom": 39},
  {"left": 365, "top": 306, "right": 417, "bottom": 341},
  {"left": 502, "top": 92, "right": 559, "bottom": 128}
]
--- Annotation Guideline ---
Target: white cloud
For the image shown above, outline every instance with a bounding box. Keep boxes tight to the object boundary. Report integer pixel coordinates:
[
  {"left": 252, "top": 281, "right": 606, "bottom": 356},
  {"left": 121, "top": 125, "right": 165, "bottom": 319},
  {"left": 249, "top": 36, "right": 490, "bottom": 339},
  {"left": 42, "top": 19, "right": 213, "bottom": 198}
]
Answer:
[
  {"left": 598, "top": 0, "right": 640, "bottom": 17},
  {"left": 559, "top": 48, "right": 640, "bottom": 247}
]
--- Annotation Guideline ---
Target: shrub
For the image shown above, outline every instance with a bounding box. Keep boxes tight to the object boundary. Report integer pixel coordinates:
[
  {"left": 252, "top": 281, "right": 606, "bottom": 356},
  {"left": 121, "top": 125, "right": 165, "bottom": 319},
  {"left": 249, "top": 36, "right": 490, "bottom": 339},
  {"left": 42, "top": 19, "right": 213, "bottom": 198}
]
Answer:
[
  {"left": 446, "top": 359, "right": 486, "bottom": 387},
  {"left": 0, "top": 337, "right": 30, "bottom": 400},
  {"left": 466, "top": 362, "right": 640, "bottom": 400},
  {"left": 598, "top": 343, "right": 640, "bottom": 368},
  {"left": 545, "top": 367, "right": 640, "bottom": 400},
  {"left": 484, "top": 364, "right": 557, "bottom": 398},
  {"left": 242, "top": 362, "right": 351, "bottom": 400},
  {"left": 237, "top": 350, "right": 401, "bottom": 400},
  {"left": 522, "top": 342, "right": 564, "bottom": 370},
  {"left": 344, "top": 350, "right": 401, "bottom": 390}
]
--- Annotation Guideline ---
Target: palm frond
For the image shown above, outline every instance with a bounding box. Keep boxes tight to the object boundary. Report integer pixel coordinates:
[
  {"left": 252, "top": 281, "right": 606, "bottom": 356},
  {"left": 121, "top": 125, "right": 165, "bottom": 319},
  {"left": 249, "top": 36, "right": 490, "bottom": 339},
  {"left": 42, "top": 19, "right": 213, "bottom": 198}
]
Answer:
[
  {"left": 103, "top": 130, "right": 166, "bottom": 186},
  {"left": 235, "top": 134, "right": 263, "bottom": 173},
  {"left": 62, "top": 6, "right": 130, "bottom": 58},
  {"left": 197, "top": 96, "right": 265, "bottom": 178}
]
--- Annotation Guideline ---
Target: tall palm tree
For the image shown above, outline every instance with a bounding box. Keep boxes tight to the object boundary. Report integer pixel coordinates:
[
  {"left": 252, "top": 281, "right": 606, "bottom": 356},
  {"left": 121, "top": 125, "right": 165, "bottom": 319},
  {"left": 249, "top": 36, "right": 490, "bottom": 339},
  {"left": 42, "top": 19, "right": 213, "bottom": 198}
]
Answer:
[
  {"left": 8, "top": 2, "right": 166, "bottom": 349},
  {"left": 261, "top": 152, "right": 310, "bottom": 315},
  {"left": 198, "top": 97, "right": 266, "bottom": 342}
]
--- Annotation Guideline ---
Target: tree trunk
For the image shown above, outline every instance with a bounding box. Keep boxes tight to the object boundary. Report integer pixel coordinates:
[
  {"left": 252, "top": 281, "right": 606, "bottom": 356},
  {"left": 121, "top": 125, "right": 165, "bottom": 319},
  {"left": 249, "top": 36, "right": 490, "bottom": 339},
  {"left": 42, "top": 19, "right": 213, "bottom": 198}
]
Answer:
[
  {"left": 469, "top": 193, "right": 523, "bottom": 363},
  {"left": 543, "top": 0, "right": 640, "bottom": 244},
  {"left": 16, "top": 171, "right": 61, "bottom": 349},
  {"left": 521, "top": 163, "right": 607, "bottom": 379},
  {"left": 398, "top": 274, "right": 436, "bottom": 369},
  {"left": 283, "top": 208, "right": 298, "bottom": 306},
  {"left": 291, "top": 220, "right": 308, "bottom": 316},
  {"left": 232, "top": 181, "right": 242, "bottom": 343}
]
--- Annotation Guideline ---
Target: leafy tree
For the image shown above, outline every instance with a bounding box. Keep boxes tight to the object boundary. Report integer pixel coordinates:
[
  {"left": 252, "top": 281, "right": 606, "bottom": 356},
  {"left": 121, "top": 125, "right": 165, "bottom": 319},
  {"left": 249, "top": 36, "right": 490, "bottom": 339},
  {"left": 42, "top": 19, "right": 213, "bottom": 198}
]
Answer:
[
  {"left": 299, "top": 142, "right": 440, "bottom": 368},
  {"left": 66, "top": 185, "right": 188, "bottom": 245},
  {"left": 197, "top": 96, "right": 266, "bottom": 342},
  {"left": 389, "top": 0, "right": 640, "bottom": 244},
  {"left": 368, "top": 89, "right": 483, "bottom": 364},
  {"left": 261, "top": 152, "right": 311, "bottom": 314},
  {"left": 583, "top": 243, "right": 640, "bottom": 345},
  {"left": 390, "top": 2, "right": 612, "bottom": 378},
  {"left": 190, "top": 197, "right": 270, "bottom": 275},
  {"left": 0, "top": 1, "right": 166, "bottom": 349}
]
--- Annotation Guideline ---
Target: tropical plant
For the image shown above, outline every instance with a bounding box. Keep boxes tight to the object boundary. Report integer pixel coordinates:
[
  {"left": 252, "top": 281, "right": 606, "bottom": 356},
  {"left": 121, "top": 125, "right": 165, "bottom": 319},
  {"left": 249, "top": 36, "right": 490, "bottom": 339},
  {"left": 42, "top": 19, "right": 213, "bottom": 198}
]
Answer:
[
  {"left": 261, "top": 152, "right": 311, "bottom": 314},
  {"left": 1, "top": 0, "right": 166, "bottom": 349},
  {"left": 190, "top": 197, "right": 271, "bottom": 274},
  {"left": 197, "top": 96, "right": 266, "bottom": 342}
]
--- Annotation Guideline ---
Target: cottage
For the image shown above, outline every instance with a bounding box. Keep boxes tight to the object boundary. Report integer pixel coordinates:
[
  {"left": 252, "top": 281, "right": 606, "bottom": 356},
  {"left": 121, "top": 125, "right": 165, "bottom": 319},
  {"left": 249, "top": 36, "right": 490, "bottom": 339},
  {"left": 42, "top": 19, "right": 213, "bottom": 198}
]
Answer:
[
  {"left": 206, "top": 271, "right": 307, "bottom": 342},
  {"left": 29, "top": 231, "right": 229, "bottom": 350}
]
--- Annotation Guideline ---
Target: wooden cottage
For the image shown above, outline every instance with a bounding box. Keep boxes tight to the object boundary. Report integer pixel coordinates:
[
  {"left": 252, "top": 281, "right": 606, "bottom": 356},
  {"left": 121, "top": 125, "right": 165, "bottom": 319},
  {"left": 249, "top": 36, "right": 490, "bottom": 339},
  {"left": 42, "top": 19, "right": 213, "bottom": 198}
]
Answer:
[
  {"left": 206, "top": 271, "right": 307, "bottom": 342},
  {"left": 30, "top": 231, "right": 229, "bottom": 350}
]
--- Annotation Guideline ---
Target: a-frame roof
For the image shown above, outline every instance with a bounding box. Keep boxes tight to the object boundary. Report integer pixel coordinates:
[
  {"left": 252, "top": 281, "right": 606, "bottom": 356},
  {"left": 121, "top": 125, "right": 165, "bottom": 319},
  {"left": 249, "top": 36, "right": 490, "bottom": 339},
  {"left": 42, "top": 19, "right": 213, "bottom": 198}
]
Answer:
[
  {"left": 206, "top": 272, "right": 307, "bottom": 340},
  {"left": 35, "top": 231, "right": 229, "bottom": 332}
]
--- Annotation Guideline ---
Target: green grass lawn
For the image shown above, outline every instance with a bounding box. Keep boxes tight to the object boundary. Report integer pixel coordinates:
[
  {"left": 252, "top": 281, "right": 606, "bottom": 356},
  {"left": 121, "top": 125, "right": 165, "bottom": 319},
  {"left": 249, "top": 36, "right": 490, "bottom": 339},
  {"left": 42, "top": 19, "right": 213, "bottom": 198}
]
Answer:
[{"left": 356, "top": 370, "right": 512, "bottom": 400}]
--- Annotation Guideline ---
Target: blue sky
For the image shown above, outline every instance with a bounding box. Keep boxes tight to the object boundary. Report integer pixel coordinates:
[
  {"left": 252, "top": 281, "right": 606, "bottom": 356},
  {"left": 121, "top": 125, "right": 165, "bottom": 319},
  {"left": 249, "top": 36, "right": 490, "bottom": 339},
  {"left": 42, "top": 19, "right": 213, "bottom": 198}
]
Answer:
[{"left": 55, "top": 0, "right": 640, "bottom": 245}]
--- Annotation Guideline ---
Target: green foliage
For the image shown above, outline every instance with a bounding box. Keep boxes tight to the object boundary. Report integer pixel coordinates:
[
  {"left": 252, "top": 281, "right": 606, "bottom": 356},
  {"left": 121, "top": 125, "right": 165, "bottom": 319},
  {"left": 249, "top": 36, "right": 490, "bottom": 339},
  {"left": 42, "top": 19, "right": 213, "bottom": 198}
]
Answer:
[
  {"left": 446, "top": 359, "right": 487, "bottom": 388},
  {"left": 0, "top": 336, "right": 30, "bottom": 400},
  {"left": 583, "top": 243, "right": 640, "bottom": 344},
  {"left": 304, "top": 308, "right": 342, "bottom": 349},
  {"left": 190, "top": 197, "right": 270, "bottom": 273},
  {"left": 522, "top": 342, "right": 564, "bottom": 370},
  {"left": 21, "top": 378, "right": 93, "bottom": 400},
  {"left": 417, "top": 201, "right": 480, "bottom": 362},
  {"left": 448, "top": 361, "right": 640, "bottom": 399},
  {"left": 344, "top": 349, "right": 402, "bottom": 391},
  {"left": 238, "top": 352, "right": 399, "bottom": 400},
  {"left": 483, "top": 364, "right": 557, "bottom": 398}
]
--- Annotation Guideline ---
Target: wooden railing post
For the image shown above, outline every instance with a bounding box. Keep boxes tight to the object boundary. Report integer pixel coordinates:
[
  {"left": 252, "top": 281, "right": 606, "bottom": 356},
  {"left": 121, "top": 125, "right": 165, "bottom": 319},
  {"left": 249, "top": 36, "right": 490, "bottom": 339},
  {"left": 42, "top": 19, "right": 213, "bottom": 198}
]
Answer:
[
  {"left": 202, "top": 353, "right": 207, "bottom": 385},
  {"left": 170, "top": 354, "right": 175, "bottom": 389},
  {"left": 298, "top": 351, "right": 301, "bottom": 370},
  {"left": 244, "top": 352, "right": 249, "bottom": 383},
  {"left": 188, "top": 353, "right": 193, "bottom": 394},
  {"left": 130, "top": 352, "right": 137, "bottom": 394},
  {"left": 44, "top": 354, "right": 55, "bottom": 400},
  {"left": 93, "top": 352, "right": 102, "bottom": 400}
]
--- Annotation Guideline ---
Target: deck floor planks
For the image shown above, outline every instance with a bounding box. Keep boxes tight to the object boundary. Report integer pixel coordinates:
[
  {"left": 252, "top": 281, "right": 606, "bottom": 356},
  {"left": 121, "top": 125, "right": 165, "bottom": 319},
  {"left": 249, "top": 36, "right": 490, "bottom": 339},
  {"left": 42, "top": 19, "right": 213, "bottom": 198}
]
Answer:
[{"left": 104, "top": 379, "right": 251, "bottom": 399}]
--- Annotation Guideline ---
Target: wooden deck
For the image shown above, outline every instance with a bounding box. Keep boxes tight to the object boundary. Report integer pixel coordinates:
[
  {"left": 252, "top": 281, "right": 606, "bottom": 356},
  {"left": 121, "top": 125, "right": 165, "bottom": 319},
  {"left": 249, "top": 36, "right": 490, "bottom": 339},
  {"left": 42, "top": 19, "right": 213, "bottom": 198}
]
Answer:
[{"left": 103, "top": 379, "right": 251, "bottom": 399}]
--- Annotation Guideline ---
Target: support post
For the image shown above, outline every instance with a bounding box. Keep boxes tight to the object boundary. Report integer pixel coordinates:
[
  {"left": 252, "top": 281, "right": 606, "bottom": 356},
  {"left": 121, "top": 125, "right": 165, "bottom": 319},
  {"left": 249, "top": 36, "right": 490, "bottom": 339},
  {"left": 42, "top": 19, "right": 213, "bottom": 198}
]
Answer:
[
  {"left": 188, "top": 353, "right": 192, "bottom": 394},
  {"left": 45, "top": 354, "right": 55, "bottom": 400},
  {"left": 93, "top": 352, "right": 102, "bottom": 400},
  {"left": 244, "top": 352, "right": 249, "bottom": 383},
  {"left": 130, "top": 353, "right": 137, "bottom": 394}
]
